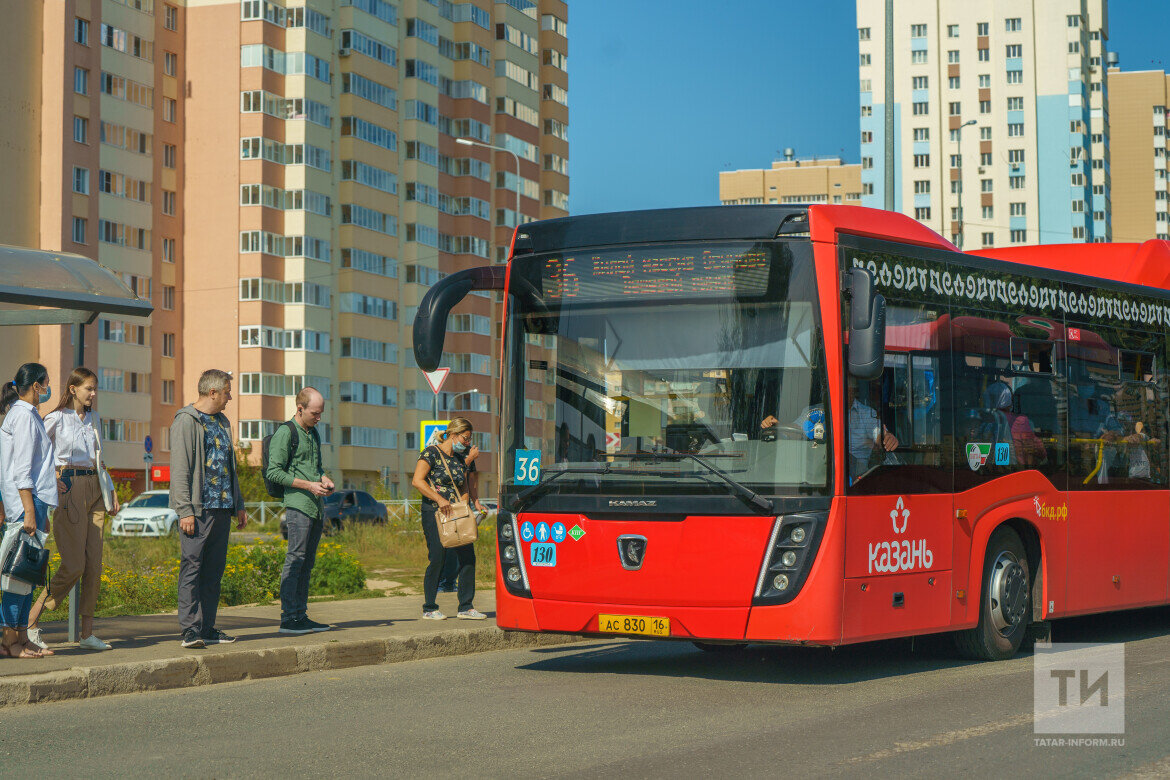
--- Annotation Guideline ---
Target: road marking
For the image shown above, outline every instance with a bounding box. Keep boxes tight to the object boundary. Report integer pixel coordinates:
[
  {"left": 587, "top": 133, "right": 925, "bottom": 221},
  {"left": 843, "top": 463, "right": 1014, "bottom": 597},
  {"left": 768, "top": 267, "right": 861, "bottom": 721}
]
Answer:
[{"left": 844, "top": 713, "right": 1034, "bottom": 764}]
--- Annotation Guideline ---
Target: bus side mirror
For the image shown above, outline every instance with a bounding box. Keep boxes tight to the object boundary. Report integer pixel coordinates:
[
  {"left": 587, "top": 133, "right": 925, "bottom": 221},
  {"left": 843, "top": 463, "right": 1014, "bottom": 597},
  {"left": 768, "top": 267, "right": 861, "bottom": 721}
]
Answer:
[
  {"left": 846, "top": 267, "right": 886, "bottom": 381},
  {"left": 412, "top": 266, "right": 505, "bottom": 372}
]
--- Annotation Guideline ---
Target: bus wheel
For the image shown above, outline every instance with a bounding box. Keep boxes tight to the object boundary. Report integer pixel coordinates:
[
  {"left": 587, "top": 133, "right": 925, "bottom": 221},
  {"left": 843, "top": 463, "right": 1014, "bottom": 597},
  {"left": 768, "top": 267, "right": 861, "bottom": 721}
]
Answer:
[
  {"left": 692, "top": 641, "right": 748, "bottom": 653},
  {"left": 954, "top": 526, "right": 1031, "bottom": 661}
]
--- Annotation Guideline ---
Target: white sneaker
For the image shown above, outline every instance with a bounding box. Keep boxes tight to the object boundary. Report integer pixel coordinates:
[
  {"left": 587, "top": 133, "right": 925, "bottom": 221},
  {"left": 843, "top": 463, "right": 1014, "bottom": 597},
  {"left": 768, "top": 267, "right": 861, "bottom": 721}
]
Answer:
[
  {"left": 26, "top": 627, "right": 48, "bottom": 650},
  {"left": 422, "top": 610, "right": 447, "bottom": 620},
  {"left": 78, "top": 635, "right": 112, "bottom": 651},
  {"left": 457, "top": 609, "right": 487, "bottom": 620}
]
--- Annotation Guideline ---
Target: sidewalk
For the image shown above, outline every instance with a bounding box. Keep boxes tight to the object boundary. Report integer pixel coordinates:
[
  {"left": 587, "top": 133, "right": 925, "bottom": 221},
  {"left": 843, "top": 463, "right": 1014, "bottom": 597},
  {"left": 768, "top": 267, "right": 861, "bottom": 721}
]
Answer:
[{"left": 0, "top": 592, "right": 579, "bottom": 708}]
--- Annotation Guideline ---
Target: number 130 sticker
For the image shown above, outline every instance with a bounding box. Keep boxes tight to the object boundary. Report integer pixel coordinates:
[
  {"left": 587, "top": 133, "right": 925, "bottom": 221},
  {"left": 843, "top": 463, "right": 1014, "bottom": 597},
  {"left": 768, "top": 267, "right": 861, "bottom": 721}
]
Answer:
[{"left": 515, "top": 449, "right": 542, "bottom": 485}]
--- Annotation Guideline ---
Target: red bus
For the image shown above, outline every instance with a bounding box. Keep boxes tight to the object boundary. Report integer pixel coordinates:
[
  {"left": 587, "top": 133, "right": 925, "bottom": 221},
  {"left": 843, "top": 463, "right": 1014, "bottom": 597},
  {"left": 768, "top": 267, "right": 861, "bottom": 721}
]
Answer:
[{"left": 413, "top": 205, "right": 1170, "bottom": 660}]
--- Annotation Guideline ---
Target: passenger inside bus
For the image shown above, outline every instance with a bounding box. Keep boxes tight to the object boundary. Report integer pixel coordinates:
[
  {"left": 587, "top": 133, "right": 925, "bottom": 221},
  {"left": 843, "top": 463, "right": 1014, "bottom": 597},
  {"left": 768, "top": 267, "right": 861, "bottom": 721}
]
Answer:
[{"left": 972, "top": 380, "right": 1047, "bottom": 467}]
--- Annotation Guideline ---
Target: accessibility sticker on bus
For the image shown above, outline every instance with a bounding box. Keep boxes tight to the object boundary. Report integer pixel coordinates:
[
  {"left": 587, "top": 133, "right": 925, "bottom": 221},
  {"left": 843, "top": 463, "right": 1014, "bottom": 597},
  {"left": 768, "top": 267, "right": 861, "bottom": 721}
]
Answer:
[{"left": 530, "top": 543, "right": 556, "bottom": 567}]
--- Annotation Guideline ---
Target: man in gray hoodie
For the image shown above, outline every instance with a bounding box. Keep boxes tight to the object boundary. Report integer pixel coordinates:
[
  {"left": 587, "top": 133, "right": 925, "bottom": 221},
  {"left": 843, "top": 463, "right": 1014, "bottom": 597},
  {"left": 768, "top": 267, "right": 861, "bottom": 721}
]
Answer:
[{"left": 169, "top": 369, "right": 247, "bottom": 649}]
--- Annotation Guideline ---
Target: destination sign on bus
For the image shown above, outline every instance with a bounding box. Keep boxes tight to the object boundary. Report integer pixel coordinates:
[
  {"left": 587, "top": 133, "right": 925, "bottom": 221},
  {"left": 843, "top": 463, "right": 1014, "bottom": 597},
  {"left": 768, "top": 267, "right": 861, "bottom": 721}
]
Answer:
[{"left": 541, "top": 246, "right": 771, "bottom": 301}]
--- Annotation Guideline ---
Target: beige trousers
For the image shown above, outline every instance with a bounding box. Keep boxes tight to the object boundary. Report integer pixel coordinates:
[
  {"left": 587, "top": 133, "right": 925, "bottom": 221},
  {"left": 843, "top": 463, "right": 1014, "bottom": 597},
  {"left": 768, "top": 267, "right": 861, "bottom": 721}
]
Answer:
[{"left": 43, "top": 473, "right": 105, "bottom": 618}]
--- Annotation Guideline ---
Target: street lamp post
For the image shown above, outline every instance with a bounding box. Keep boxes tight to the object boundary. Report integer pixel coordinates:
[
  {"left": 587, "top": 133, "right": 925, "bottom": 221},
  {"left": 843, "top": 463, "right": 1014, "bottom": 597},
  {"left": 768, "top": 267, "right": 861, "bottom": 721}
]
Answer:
[
  {"left": 955, "top": 118, "right": 978, "bottom": 250},
  {"left": 447, "top": 389, "right": 481, "bottom": 416},
  {"left": 456, "top": 137, "right": 522, "bottom": 259}
]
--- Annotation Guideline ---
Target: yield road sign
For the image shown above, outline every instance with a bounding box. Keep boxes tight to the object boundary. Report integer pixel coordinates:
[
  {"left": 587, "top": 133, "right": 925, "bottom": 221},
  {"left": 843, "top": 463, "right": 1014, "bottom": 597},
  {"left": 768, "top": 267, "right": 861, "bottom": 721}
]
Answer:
[{"left": 423, "top": 368, "right": 450, "bottom": 394}]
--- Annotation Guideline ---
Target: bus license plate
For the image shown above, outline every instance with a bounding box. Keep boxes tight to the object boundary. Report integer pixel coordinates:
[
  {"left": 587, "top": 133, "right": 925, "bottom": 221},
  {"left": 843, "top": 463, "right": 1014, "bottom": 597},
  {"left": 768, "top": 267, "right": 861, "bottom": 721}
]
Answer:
[{"left": 597, "top": 614, "right": 670, "bottom": 637}]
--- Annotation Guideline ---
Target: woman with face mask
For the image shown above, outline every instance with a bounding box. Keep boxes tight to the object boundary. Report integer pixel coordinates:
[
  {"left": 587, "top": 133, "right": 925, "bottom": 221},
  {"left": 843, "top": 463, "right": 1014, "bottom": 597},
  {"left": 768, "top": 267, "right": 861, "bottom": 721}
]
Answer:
[
  {"left": 0, "top": 363, "right": 58, "bottom": 658},
  {"left": 26, "top": 367, "right": 121, "bottom": 653},
  {"left": 410, "top": 417, "right": 488, "bottom": 621}
]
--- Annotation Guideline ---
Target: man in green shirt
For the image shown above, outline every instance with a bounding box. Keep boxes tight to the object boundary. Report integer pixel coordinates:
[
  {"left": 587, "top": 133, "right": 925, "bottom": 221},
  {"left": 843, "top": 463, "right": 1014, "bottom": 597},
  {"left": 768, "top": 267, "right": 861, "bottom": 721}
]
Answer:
[{"left": 266, "top": 386, "right": 335, "bottom": 634}]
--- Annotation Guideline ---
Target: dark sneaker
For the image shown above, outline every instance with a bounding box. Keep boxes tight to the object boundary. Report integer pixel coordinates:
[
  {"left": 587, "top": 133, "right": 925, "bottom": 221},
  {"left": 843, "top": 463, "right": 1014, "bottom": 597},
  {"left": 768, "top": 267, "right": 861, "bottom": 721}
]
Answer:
[
  {"left": 204, "top": 628, "right": 237, "bottom": 645},
  {"left": 180, "top": 629, "right": 205, "bottom": 649},
  {"left": 279, "top": 618, "right": 313, "bottom": 635},
  {"left": 304, "top": 618, "right": 332, "bottom": 633}
]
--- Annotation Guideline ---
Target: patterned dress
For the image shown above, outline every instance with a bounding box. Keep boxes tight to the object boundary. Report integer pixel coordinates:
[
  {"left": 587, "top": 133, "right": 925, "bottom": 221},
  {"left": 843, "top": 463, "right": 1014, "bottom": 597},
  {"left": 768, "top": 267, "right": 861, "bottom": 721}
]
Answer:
[
  {"left": 198, "top": 412, "right": 234, "bottom": 509},
  {"left": 417, "top": 445, "right": 476, "bottom": 509}
]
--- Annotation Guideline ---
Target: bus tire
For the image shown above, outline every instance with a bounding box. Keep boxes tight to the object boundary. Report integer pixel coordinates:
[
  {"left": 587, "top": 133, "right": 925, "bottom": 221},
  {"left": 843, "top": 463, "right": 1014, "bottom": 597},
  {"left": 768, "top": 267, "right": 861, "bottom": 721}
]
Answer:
[
  {"left": 954, "top": 526, "right": 1031, "bottom": 661},
  {"left": 692, "top": 641, "right": 748, "bottom": 653}
]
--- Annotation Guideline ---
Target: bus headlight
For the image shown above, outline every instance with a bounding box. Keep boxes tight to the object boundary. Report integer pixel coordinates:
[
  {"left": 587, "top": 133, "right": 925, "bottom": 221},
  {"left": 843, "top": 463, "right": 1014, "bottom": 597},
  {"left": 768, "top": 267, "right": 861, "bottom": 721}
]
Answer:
[
  {"left": 781, "top": 551, "right": 797, "bottom": 567},
  {"left": 790, "top": 526, "right": 806, "bottom": 544},
  {"left": 506, "top": 567, "right": 522, "bottom": 583},
  {"left": 500, "top": 522, "right": 514, "bottom": 540},
  {"left": 773, "top": 574, "right": 790, "bottom": 591},
  {"left": 503, "top": 544, "right": 517, "bottom": 562}
]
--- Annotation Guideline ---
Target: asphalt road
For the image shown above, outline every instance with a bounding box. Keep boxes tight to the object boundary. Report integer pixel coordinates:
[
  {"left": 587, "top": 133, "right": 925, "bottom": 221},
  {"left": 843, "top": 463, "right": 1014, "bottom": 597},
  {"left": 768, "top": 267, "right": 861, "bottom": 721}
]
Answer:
[{"left": 11, "top": 607, "right": 1170, "bottom": 778}]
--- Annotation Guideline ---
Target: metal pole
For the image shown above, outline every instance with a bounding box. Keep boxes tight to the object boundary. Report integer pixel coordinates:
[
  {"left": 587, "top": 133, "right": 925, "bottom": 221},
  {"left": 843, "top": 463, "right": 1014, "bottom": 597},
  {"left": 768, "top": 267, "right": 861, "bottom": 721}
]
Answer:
[
  {"left": 69, "top": 323, "right": 85, "bottom": 642},
  {"left": 883, "top": 0, "right": 894, "bottom": 209}
]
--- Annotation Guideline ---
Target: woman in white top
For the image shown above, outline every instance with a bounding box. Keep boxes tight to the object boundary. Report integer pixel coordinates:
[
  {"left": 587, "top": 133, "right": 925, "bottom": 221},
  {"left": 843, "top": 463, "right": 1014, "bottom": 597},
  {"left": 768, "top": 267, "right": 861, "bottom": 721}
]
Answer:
[
  {"left": 0, "top": 362, "right": 58, "bottom": 658},
  {"left": 26, "top": 367, "right": 119, "bottom": 653}
]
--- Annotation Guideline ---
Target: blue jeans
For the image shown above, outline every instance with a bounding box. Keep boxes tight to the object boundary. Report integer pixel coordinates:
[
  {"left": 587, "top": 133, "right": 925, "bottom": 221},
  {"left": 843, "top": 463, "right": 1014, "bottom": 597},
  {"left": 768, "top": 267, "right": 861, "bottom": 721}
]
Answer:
[{"left": 2, "top": 496, "right": 50, "bottom": 629}]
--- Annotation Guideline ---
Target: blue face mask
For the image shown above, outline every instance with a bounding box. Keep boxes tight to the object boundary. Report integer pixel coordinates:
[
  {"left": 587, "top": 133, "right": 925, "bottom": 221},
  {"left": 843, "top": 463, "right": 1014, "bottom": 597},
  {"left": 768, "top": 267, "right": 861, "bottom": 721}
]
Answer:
[
  {"left": 38, "top": 385, "right": 51, "bottom": 404},
  {"left": 453, "top": 441, "right": 468, "bottom": 453}
]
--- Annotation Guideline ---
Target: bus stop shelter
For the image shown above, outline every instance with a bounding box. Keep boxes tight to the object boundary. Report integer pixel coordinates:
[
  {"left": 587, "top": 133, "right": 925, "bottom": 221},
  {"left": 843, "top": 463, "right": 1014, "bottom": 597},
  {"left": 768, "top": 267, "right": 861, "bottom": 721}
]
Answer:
[{"left": 0, "top": 243, "right": 153, "bottom": 640}]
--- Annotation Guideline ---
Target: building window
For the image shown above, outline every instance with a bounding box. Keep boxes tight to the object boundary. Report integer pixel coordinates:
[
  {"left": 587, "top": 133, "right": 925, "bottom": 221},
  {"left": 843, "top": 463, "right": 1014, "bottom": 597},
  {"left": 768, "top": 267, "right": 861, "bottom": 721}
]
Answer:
[
  {"left": 71, "top": 217, "right": 87, "bottom": 245},
  {"left": 910, "top": 24, "right": 927, "bottom": 37},
  {"left": 162, "top": 332, "right": 175, "bottom": 357},
  {"left": 162, "top": 237, "right": 175, "bottom": 263},
  {"left": 914, "top": 207, "right": 931, "bottom": 220},
  {"left": 978, "top": 48, "right": 990, "bottom": 62},
  {"left": 913, "top": 154, "right": 930, "bottom": 168},
  {"left": 982, "top": 205, "right": 993, "bottom": 219},
  {"left": 164, "top": 51, "right": 177, "bottom": 76},
  {"left": 977, "top": 22, "right": 989, "bottom": 35},
  {"left": 1010, "top": 202, "right": 1026, "bottom": 216},
  {"left": 980, "top": 152, "right": 992, "bottom": 165},
  {"left": 162, "top": 190, "right": 175, "bottom": 215},
  {"left": 161, "top": 380, "right": 174, "bottom": 405},
  {"left": 979, "top": 74, "right": 991, "bottom": 88},
  {"left": 979, "top": 100, "right": 990, "bottom": 114},
  {"left": 949, "top": 76, "right": 960, "bottom": 89},
  {"left": 949, "top": 102, "right": 961, "bottom": 116},
  {"left": 911, "top": 50, "right": 927, "bottom": 64},
  {"left": 162, "top": 285, "right": 175, "bottom": 310},
  {"left": 913, "top": 127, "right": 929, "bottom": 141},
  {"left": 1009, "top": 175, "right": 1026, "bottom": 189},
  {"left": 981, "top": 179, "right": 993, "bottom": 192},
  {"left": 72, "top": 167, "right": 89, "bottom": 195},
  {"left": 163, "top": 97, "right": 176, "bottom": 122},
  {"left": 858, "top": 27, "right": 870, "bottom": 41},
  {"left": 912, "top": 76, "right": 928, "bottom": 89},
  {"left": 980, "top": 127, "right": 992, "bottom": 140},
  {"left": 982, "top": 232, "right": 994, "bottom": 246},
  {"left": 163, "top": 143, "right": 176, "bottom": 169},
  {"left": 75, "top": 17, "right": 89, "bottom": 45},
  {"left": 164, "top": 4, "right": 178, "bottom": 30},
  {"left": 913, "top": 101, "right": 929, "bottom": 115},
  {"left": 1011, "top": 229, "right": 1026, "bottom": 243},
  {"left": 73, "top": 116, "right": 88, "bottom": 144},
  {"left": 859, "top": 53, "right": 870, "bottom": 66},
  {"left": 914, "top": 180, "right": 930, "bottom": 194},
  {"left": 1005, "top": 18, "right": 1021, "bottom": 32},
  {"left": 1006, "top": 70, "right": 1023, "bottom": 84},
  {"left": 947, "top": 50, "right": 959, "bottom": 64},
  {"left": 950, "top": 154, "right": 962, "bottom": 168},
  {"left": 1006, "top": 44, "right": 1022, "bottom": 58},
  {"left": 1008, "top": 149, "right": 1025, "bottom": 163},
  {"left": 1007, "top": 122, "right": 1024, "bottom": 136},
  {"left": 1007, "top": 96, "right": 1024, "bottom": 110},
  {"left": 73, "top": 67, "right": 88, "bottom": 95},
  {"left": 947, "top": 24, "right": 959, "bottom": 37}
]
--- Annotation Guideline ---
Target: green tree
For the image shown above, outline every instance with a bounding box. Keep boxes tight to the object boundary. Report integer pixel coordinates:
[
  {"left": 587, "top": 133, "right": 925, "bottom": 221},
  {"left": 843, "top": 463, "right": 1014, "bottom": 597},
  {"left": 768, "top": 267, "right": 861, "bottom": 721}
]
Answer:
[{"left": 235, "top": 443, "right": 270, "bottom": 503}]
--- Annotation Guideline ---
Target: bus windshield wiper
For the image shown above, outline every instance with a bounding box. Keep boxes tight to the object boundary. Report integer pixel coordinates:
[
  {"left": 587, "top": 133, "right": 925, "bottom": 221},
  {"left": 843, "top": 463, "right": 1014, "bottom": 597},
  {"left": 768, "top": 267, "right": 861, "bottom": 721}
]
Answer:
[
  {"left": 509, "top": 463, "right": 682, "bottom": 511},
  {"left": 608, "top": 452, "right": 775, "bottom": 514}
]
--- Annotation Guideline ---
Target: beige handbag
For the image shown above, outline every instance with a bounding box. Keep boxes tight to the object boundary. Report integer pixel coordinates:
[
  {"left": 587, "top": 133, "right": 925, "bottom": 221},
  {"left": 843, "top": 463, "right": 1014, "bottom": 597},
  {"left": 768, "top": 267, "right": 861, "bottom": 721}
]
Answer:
[
  {"left": 428, "top": 449, "right": 478, "bottom": 549},
  {"left": 92, "top": 415, "right": 117, "bottom": 513}
]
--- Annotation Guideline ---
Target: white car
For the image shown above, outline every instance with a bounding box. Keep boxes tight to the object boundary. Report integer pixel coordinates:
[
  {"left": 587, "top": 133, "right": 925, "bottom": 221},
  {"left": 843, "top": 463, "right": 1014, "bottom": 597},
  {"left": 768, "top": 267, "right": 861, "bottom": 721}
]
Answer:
[{"left": 110, "top": 490, "right": 178, "bottom": 537}]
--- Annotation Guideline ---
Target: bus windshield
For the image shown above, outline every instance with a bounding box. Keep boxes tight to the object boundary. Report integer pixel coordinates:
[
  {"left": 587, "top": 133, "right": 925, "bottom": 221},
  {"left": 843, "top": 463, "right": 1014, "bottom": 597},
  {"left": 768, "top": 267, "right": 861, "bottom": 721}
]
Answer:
[{"left": 502, "top": 240, "right": 830, "bottom": 505}]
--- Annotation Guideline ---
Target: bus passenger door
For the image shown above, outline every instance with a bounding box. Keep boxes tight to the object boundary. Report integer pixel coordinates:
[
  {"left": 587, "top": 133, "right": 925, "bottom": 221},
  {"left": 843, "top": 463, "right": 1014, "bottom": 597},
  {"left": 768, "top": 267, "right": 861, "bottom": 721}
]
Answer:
[{"left": 842, "top": 302, "right": 955, "bottom": 643}]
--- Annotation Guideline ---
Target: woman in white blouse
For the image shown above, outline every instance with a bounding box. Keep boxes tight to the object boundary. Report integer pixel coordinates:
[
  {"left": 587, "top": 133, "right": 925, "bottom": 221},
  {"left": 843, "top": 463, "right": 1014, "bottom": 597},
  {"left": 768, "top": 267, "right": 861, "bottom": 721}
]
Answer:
[
  {"left": 26, "top": 367, "right": 119, "bottom": 653},
  {"left": 0, "top": 362, "right": 57, "bottom": 658}
]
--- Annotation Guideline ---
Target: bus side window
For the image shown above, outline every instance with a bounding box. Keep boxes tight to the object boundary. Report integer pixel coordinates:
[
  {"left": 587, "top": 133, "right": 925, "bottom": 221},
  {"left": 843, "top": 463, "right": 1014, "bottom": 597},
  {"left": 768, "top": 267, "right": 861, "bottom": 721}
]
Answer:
[{"left": 846, "top": 301, "right": 949, "bottom": 495}]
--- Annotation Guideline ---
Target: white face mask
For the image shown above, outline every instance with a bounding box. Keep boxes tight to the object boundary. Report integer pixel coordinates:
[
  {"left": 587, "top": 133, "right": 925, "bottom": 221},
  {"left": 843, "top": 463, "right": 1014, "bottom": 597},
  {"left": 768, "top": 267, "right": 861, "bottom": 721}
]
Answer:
[{"left": 453, "top": 441, "right": 468, "bottom": 453}]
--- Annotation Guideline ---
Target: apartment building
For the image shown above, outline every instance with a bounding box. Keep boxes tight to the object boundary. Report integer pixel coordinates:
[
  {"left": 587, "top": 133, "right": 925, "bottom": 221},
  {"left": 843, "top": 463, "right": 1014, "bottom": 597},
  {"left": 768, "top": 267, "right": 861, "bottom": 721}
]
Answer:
[
  {"left": 31, "top": 0, "right": 183, "bottom": 486},
  {"left": 857, "top": 1, "right": 1111, "bottom": 248},
  {"left": 1107, "top": 67, "right": 1170, "bottom": 242},
  {"left": 182, "top": 0, "right": 569, "bottom": 499},
  {"left": 719, "top": 154, "right": 861, "bottom": 207}
]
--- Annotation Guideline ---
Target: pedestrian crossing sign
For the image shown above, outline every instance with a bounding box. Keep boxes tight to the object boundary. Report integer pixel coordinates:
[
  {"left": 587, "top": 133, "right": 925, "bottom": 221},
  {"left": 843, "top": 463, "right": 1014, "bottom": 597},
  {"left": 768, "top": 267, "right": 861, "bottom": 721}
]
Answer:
[{"left": 421, "top": 420, "right": 451, "bottom": 450}]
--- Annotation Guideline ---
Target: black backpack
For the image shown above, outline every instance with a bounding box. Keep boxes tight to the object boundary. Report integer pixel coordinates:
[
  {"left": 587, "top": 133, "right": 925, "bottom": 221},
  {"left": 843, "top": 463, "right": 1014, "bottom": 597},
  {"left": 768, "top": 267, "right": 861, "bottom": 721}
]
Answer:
[{"left": 262, "top": 420, "right": 322, "bottom": 499}]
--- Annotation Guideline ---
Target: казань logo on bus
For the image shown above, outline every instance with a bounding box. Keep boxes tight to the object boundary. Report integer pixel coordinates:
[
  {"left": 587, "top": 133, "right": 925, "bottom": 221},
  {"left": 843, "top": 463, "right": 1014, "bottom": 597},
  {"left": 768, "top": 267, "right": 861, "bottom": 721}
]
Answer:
[{"left": 868, "top": 496, "right": 934, "bottom": 574}]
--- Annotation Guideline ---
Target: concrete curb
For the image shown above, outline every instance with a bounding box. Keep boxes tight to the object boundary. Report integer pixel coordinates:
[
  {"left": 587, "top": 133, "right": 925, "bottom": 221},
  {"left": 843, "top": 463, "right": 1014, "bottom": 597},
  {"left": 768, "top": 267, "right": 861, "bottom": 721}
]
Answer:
[{"left": 0, "top": 628, "right": 581, "bottom": 708}]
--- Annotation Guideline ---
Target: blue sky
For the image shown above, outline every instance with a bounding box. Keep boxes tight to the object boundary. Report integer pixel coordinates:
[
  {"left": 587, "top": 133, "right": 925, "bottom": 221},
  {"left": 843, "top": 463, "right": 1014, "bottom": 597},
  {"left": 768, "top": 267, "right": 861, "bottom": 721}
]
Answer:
[{"left": 568, "top": 0, "right": 1170, "bottom": 216}]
